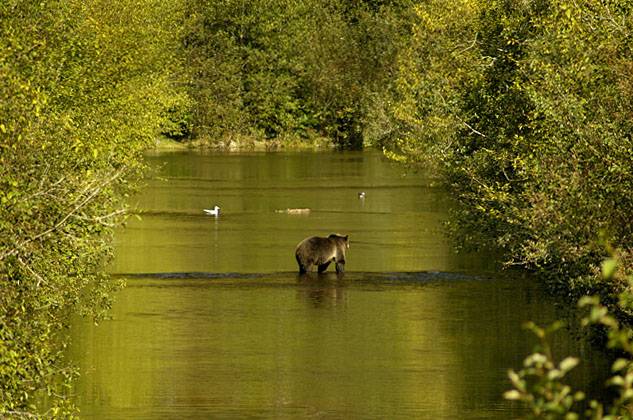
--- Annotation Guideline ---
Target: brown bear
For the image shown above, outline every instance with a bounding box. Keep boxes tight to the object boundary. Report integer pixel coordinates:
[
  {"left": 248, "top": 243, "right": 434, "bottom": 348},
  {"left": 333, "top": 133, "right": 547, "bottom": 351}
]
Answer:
[{"left": 295, "top": 234, "right": 350, "bottom": 274}]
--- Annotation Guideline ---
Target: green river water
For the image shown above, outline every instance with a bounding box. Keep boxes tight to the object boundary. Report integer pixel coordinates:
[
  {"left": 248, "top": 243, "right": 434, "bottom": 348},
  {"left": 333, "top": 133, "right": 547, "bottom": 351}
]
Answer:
[{"left": 69, "top": 151, "right": 608, "bottom": 419}]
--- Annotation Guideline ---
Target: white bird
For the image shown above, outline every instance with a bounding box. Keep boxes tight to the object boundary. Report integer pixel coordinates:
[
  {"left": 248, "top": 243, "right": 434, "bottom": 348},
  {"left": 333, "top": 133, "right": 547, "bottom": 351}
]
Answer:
[
  {"left": 358, "top": 192, "right": 366, "bottom": 199},
  {"left": 203, "top": 205, "right": 220, "bottom": 216}
]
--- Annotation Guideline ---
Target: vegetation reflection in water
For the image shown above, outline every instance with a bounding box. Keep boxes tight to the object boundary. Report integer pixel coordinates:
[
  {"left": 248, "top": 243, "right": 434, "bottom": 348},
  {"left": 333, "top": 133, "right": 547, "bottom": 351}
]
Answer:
[{"left": 70, "top": 151, "right": 608, "bottom": 418}]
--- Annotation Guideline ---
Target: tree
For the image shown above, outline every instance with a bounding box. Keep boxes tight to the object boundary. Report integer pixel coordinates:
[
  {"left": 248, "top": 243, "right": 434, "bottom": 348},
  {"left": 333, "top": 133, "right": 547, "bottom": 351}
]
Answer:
[{"left": 0, "top": 0, "right": 187, "bottom": 415}]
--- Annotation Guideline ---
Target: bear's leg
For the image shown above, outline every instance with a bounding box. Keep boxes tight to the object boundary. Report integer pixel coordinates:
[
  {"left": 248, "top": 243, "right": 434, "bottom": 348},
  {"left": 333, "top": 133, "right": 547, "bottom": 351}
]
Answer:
[
  {"left": 296, "top": 254, "right": 308, "bottom": 274},
  {"left": 335, "top": 261, "right": 345, "bottom": 273},
  {"left": 318, "top": 261, "right": 331, "bottom": 273}
]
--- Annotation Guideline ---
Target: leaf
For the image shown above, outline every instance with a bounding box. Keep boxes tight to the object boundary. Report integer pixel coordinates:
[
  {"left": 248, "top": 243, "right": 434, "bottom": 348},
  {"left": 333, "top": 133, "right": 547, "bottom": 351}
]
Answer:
[
  {"left": 578, "top": 296, "right": 599, "bottom": 307},
  {"left": 623, "top": 388, "right": 633, "bottom": 402},
  {"left": 548, "top": 369, "right": 562, "bottom": 380},
  {"left": 525, "top": 352, "right": 547, "bottom": 367},
  {"left": 503, "top": 390, "right": 523, "bottom": 401},
  {"left": 523, "top": 321, "right": 545, "bottom": 338},
  {"left": 508, "top": 370, "right": 526, "bottom": 391},
  {"left": 612, "top": 358, "right": 629, "bottom": 373},
  {"left": 559, "top": 357, "right": 579, "bottom": 373},
  {"left": 602, "top": 259, "right": 618, "bottom": 280},
  {"left": 545, "top": 321, "right": 564, "bottom": 335},
  {"left": 607, "top": 375, "right": 624, "bottom": 386},
  {"left": 589, "top": 306, "right": 609, "bottom": 323}
]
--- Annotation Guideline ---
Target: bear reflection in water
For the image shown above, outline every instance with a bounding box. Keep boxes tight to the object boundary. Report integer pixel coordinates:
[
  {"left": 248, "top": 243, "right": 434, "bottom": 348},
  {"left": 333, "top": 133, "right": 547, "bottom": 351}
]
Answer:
[
  {"left": 296, "top": 272, "right": 347, "bottom": 308},
  {"left": 294, "top": 233, "right": 349, "bottom": 274}
]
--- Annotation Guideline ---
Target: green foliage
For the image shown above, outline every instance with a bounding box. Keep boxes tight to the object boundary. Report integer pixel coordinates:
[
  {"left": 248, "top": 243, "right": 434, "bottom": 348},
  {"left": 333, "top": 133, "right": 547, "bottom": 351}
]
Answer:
[
  {"left": 383, "top": 0, "right": 633, "bottom": 284},
  {"left": 513, "top": 0, "right": 633, "bottom": 274},
  {"left": 0, "top": 0, "right": 186, "bottom": 415},
  {"left": 183, "top": 0, "right": 414, "bottom": 148},
  {"left": 504, "top": 322, "right": 586, "bottom": 418},
  {"left": 506, "top": 256, "right": 633, "bottom": 418}
]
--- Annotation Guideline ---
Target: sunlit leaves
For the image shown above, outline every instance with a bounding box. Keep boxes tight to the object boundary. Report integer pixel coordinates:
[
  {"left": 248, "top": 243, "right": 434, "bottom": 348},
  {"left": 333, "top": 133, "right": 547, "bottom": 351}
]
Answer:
[
  {"left": 381, "top": 0, "right": 484, "bottom": 164},
  {"left": 0, "top": 0, "right": 186, "bottom": 415},
  {"left": 382, "top": 0, "right": 633, "bottom": 288},
  {"left": 504, "top": 321, "right": 586, "bottom": 417}
]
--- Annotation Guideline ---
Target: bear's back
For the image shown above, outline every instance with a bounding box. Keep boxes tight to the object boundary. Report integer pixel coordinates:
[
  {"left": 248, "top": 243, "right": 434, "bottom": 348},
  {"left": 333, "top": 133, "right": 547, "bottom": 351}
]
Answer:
[{"left": 296, "top": 235, "right": 331, "bottom": 253}]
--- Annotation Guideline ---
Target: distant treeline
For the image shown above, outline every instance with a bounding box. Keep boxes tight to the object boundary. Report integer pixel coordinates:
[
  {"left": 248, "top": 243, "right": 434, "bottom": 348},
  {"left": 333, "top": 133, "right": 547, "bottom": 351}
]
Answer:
[
  {"left": 1, "top": 0, "right": 632, "bottom": 415},
  {"left": 179, "top": 0, "right": 414, "bottom": 148}
]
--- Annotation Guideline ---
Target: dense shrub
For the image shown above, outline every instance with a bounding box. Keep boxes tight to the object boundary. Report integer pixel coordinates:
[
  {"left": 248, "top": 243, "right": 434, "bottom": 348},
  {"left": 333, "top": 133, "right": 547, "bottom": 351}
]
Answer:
[
  {"left": 0, "top": 0, "right": 185, "bottom": 415},
  {"left": 383, "top": 0, "right": 633, "bottom": 289},
  {"left": 183, "top": 0, "right": 413, "bottom": 148}
]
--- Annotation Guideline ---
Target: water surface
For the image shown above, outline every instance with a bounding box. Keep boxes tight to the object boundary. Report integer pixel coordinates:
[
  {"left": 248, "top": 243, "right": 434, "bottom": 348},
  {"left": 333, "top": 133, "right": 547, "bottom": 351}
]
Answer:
[
  {"left": 70, "top": 151, "right": 607, "bottom": 418},
  {"left": 112, "top": 151, "right": 466, "bottom": 274}
]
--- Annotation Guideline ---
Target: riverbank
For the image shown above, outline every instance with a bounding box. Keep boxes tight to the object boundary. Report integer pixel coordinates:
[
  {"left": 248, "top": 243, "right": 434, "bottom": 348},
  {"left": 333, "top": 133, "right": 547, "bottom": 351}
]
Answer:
[
  {"left": 152, "top": 134, "right": 334, "bottom": 152},
  {"left": 378, "top": 1, "right": 633, "bottom": 308}
]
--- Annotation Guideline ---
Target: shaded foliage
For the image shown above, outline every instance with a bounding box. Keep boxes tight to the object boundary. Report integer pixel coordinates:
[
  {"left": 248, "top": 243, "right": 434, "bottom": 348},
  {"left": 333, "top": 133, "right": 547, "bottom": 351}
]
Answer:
[{"left": 183, "top": 0, "right": 414, "bottom": 148}]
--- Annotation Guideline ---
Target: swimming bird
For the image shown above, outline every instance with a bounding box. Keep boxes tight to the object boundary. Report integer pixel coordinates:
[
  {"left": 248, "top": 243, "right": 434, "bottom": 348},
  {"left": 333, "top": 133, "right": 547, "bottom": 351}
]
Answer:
[
  {"left": 358, "top": 192, "right": 366, "bottom": 199},
  {"left": 203, "top": 205, "right": 220, "bottom": 216}
]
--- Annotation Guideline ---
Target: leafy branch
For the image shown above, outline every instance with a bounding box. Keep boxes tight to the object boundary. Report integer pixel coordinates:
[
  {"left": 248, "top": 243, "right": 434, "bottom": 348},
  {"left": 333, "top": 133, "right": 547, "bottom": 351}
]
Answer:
[{"left": 505, "top": 256, "right": 633, "bottom": 418}]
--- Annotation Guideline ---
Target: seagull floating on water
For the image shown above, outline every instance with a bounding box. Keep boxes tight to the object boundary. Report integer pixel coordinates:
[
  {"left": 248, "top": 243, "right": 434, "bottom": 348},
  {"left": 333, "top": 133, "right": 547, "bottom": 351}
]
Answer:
[
  {"left": 203, "top": 205, "right": 220, "bottom": 217},
  {"left": 358, "top": 192, "right": 366, "bottom": 199}
]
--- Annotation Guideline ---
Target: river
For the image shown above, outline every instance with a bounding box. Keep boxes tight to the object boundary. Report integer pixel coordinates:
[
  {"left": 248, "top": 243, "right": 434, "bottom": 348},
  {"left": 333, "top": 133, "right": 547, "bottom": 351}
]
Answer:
[{"left": 69, "top": 150, "right": 608, "bottom": 418}]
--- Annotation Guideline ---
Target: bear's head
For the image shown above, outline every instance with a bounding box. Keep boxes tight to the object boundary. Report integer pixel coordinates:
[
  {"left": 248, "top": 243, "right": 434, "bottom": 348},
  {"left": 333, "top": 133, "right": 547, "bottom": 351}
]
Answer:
[{"left": 328, "top": 233, "right": 349, "bottom": 249}]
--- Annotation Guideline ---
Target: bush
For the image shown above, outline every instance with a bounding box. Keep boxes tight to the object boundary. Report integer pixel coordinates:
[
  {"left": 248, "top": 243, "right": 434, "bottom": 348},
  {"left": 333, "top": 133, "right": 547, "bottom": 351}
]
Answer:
[
  {"left": 382, "top": 0, "right": 633, "bottom": 286},
  {"left": 0, "top": 0, "right": 186, "bottom": 415}
]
